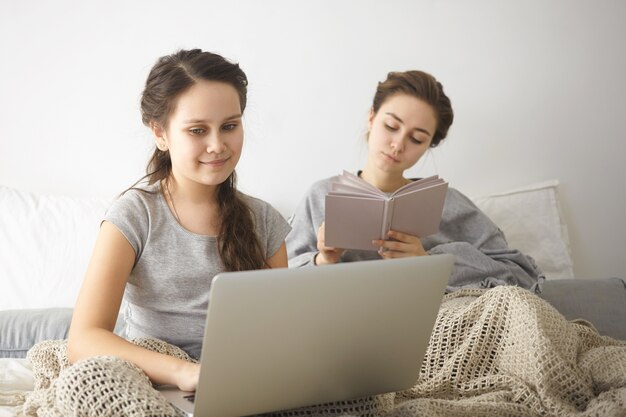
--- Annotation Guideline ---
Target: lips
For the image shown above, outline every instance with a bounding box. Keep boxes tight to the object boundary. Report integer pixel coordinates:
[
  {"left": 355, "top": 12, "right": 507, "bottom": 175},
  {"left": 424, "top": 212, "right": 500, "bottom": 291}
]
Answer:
[
  {"left": 200, "top": 157, "right": 230, "bottom": 166},
  {"left": 381, "top": 152, "right": 400, "bottom": 163}
]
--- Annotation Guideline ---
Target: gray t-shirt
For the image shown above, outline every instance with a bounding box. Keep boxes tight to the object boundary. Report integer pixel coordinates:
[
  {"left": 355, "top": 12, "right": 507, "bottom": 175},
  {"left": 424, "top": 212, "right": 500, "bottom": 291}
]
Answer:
[
  {"left": 286, "top": 175, "right": 544, "bottom": 293},
  {"left": 105, "top": 183, "right": 291, "bottom": 359}
]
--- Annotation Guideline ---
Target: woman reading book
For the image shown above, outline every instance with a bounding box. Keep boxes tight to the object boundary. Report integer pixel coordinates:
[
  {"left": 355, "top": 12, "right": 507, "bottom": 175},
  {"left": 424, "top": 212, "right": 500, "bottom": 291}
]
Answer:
[{"left": 286, "top": 70, "right": 542, "bottom": 292}]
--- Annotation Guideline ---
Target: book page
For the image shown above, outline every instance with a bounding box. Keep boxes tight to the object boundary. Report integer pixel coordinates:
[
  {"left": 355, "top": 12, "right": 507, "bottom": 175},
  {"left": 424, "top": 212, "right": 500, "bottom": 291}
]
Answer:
[
  {"left": 334, "top": 171, "right": 384, "bottom": 197},
  {"left": 330, "top": 183, "right": 383, "bottom": 198},
  {"left": 391, "top": 175, "right": 443, "bottom": 197}
]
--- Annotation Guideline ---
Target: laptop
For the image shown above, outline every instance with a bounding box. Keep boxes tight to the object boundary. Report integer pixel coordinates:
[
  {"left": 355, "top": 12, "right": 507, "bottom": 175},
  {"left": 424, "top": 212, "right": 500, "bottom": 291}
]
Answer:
[{"left": 159, "top": 254, "right": 454, "bottom": 417}]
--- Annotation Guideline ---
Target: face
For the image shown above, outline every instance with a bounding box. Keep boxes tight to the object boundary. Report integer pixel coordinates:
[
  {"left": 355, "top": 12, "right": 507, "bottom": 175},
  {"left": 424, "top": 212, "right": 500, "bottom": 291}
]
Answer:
[
  {"left": 153, "top": 80, "right": 244, "bottom": 189},
  {"left": 367, "top": 93, "right": 437, "bottom": 176}
]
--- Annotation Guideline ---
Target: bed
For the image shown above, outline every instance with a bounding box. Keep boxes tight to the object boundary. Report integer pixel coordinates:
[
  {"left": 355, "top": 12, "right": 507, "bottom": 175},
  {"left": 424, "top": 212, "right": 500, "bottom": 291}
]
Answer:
[{"left": 1, "top": 181, "right": 625, "bottom": 416}]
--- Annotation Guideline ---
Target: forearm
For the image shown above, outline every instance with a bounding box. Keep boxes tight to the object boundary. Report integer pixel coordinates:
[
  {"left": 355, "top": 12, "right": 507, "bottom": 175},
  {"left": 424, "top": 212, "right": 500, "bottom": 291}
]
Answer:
[
  {"left": 286, "top": 218, "right": 321, "bottom": 268},
  {"left": 68, "top": 327, "right": 192, "bottom": 386},
  {"left": 287, "top": 182, "right": 330, "bottom": 268},
  {"left": 428, "top": 241, "right": 543, "bottom": 291}
]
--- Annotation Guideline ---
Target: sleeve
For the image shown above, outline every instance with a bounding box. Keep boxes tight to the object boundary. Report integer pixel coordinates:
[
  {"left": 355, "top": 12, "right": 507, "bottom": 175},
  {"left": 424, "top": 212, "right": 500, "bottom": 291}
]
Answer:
[
  {"left": 262, "top": 203, "right": 292, "bottom": 260},
  {"left": 423, "top": 188, "right": 544, "bottom": 293},
  {"left": 245, "top": 195, "right": 291, "bottom": 260},
  {"left": 286, "top": 179, "right": 331, "bottom": 268},
  {"left": 103, "top": 190, "right": 150, "bottom": 262}
]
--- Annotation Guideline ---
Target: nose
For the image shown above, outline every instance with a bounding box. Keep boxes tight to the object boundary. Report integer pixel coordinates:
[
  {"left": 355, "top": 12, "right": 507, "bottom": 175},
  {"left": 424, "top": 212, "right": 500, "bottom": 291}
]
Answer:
[
  {"left": 390, "top": 133, "right": 404, "bottom": 153},
  {"left": 206, "top": 131, "right": 226, "bottom": 154}
]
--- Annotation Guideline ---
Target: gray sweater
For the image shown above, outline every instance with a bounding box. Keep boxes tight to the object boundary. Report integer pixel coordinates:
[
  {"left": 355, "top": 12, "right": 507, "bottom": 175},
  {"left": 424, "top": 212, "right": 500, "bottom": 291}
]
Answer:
[{"left": 286, "top": 176, "right": 543, "bottom": 293}]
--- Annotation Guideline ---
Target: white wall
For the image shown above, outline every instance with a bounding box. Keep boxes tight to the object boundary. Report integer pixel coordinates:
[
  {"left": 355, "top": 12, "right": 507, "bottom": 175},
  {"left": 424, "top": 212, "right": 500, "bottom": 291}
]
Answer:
[{"left": 1, "top": 0, "right": 625, "bottom": 279}]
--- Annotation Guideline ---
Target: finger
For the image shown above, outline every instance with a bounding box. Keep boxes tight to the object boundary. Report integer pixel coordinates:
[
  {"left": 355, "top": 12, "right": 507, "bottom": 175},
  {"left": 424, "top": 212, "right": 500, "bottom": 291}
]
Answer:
[
  {"left": 379, "top": 249, "right": 406, "bottom": 259},
  {"left": 321, "top": 244, "right": 344, "bottom": 255},
  {"left": 376, "top": 239, "right": 423, "bottom": 257},
  {"left": 376, "top": 239, "right": 410, "bottom": 252},
  {"left": 387, "top": 229, "right": 420, "bottom": 243},
  {"left": 317, "top": 222, "right": 326, "bottom": 236}
]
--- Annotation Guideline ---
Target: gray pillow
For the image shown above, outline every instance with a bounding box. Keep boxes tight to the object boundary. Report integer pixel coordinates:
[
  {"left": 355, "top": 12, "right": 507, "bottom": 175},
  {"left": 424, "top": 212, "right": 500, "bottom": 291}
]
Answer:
[
  {"left": 0, "top": 308, "right": 127, "bottom": 358},
  {"left": 0, "top": 308, "right": 73, "bottom": 358},
  {"left": 537, "top": 277, "right": 626, "bottom": 341}
]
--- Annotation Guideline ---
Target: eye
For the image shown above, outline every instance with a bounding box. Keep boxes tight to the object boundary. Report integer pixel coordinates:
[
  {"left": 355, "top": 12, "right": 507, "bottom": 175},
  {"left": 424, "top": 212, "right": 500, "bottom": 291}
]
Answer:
[
  {"left": 410, "top": 137, "right": 424, "bottom": 145},
  {"left": 222, "top": 123, "right": 238, "bottom": 132},
  {"left": 189, "top": 127, "right": 206, "bottom": 135},
  {"left": 385, "top": 124, "right": 398, "bottom": 132}
]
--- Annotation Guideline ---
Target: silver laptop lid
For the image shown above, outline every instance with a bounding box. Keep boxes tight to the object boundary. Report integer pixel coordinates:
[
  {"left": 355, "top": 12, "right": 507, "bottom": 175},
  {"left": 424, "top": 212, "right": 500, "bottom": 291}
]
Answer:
[{"left": 194, "top": 254, "right": 454, "bottom": 417}]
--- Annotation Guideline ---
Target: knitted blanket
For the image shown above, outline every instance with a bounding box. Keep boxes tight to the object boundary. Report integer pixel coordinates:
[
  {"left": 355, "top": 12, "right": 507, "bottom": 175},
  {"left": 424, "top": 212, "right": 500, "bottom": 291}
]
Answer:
[{"left": 13, "top": 286, "right": 626, "bottom": 417}]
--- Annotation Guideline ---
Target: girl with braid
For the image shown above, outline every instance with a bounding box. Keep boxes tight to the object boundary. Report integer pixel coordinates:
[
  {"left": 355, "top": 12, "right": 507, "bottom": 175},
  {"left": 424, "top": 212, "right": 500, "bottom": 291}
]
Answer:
[{"left": 68, "top": 49, "right": 290, "bottom": 392}]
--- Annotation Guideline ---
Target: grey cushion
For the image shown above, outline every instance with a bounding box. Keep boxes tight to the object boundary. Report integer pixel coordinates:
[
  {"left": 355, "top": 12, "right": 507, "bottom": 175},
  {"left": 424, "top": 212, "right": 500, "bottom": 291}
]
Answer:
[
  {"left": 537, "top": 277, "right": 626, "bottom": 341},
  {"left": 0, "top": 308, "right": 127, "bottom": 358},
  {"left": 0, "top": 308, "right": 73, "bottom": 358}
]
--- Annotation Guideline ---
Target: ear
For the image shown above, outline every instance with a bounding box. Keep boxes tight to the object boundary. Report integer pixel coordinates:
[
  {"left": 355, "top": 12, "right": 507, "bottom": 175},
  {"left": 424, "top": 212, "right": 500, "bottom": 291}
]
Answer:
[
  {"left": 367, "top": 107, "right": 375, "bottom": 130},
  {"left": 150, "top": 122, "right": 168, "bottom": 151}
]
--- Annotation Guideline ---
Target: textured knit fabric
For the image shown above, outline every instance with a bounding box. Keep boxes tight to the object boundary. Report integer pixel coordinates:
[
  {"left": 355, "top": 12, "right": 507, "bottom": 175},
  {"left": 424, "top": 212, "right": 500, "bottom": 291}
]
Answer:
[
  {"left": 286, "top": 175, "right": 543, "bottom": 292},
  {"left": 16, "top": 287, "right": 626, "bottom": 417},
  {"left": 104, "top": 182, "right": 291, "bottom": 359}
]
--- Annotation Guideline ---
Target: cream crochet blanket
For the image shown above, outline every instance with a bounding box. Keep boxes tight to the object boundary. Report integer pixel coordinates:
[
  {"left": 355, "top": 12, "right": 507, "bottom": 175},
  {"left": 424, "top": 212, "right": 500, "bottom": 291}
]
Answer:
[{"left": 13, "top": 286, "right": 626, "bottom": 417}]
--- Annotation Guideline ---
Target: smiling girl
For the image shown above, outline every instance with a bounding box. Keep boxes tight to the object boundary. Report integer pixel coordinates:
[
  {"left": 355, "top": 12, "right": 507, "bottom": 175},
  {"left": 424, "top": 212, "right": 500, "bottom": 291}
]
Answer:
[
  {"left": 287, "top": 70, "right": 542, "bottom": 292},
  {"left": 67, "top": 49, "right": 290, "bottom": 392}
]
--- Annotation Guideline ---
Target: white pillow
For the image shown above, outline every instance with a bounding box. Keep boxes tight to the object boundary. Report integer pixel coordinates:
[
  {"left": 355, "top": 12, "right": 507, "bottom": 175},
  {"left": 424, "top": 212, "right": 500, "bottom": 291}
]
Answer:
[
  {"left": 472, "top": 180, "right": 574, "bottom": 280},
  {"left": 0, "top": 186, "right": 111, "bottom": 309}
]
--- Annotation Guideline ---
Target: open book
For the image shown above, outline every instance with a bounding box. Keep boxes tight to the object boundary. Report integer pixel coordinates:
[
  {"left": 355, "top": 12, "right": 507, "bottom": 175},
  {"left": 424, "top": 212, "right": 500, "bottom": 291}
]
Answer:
[{"left": 324, "top": 171, "right": 448, "bottom": 251}]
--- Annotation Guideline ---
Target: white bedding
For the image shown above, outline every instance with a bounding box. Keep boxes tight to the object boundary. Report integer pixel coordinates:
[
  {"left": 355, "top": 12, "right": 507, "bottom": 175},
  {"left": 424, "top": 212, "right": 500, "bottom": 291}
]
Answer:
[{"left": 0, "top": 358, "right": 33, "bottom": 417}]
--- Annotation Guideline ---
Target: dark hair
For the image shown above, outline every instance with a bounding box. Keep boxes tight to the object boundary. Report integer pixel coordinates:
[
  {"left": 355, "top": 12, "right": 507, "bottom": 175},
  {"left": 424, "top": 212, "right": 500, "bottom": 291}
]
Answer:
[
  {"left": 136, "top": 49, "right": 266, "bottom": 272},
  {"left": 371, "top": 70, "right": 453, "bottom": 147}
]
